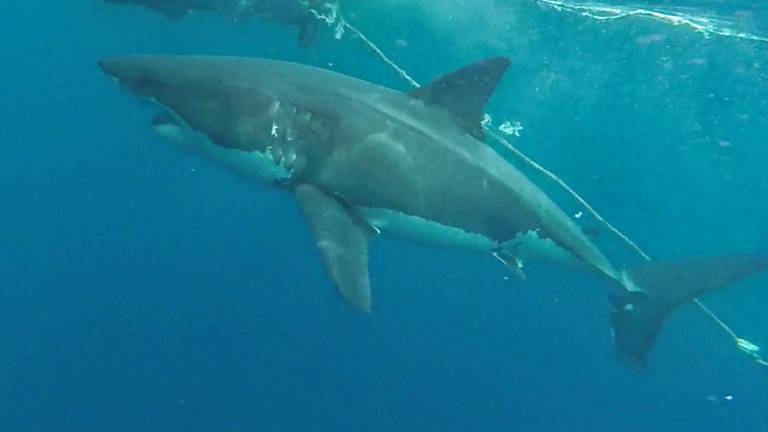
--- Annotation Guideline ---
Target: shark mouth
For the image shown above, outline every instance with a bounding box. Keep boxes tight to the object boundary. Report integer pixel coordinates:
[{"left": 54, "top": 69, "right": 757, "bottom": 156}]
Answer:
[{"left": 150, "top": 110, "right": 296, "bottom": 184}]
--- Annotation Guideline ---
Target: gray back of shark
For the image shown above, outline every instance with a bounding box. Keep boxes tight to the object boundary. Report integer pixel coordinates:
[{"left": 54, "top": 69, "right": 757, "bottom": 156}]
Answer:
[{"left": 100, "top": 55, "right": 767, "bottom": 365}]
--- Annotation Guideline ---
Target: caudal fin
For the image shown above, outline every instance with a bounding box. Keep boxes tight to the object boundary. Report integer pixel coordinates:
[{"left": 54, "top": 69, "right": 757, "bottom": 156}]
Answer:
[{"left": 610, "top": 255, "right": 768, "bottom": 363}]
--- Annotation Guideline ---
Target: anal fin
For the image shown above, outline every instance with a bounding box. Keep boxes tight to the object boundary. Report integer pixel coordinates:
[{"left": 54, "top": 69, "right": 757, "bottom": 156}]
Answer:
[{"left": 295, "top": 184, "right": 374, "bottom": 311}]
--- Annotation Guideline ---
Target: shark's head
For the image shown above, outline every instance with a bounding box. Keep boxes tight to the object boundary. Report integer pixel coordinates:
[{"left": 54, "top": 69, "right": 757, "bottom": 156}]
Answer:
[{"left": 99, "top": 55, "right": 312, "bottom": 183}]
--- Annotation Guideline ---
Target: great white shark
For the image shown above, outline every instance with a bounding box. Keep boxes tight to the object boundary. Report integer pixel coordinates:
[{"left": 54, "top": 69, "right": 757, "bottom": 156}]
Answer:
[
  {"left": 99, "top": 54, "right": 767, "bottom": 363},
  {"left": 103, "top": 0, "right": 327, "bottom": 46}
]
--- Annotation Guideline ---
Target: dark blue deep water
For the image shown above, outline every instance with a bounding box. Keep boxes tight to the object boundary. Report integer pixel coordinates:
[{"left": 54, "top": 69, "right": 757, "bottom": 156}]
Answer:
[{"left": 1, "top": 1, "right": 767, "bottom": 430}]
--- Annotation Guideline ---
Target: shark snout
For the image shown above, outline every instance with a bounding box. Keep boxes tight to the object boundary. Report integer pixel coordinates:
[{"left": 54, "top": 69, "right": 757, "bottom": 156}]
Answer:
[
  {"left": 98, "top": 57, "right": 131, "bottom": 82},
  {"left": 99, "top": 57, "right": 154, "bottom": 87},
  {"left": 99, "top": 56, "right": 175, "bottom": 100}
]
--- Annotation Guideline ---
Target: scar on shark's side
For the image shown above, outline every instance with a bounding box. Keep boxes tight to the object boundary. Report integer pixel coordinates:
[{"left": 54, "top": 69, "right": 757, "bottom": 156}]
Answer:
[
  {"left": 102, "top": 0, "right": 330, "bottom": 46},
  {"left": 99, "top": 54, "right": 768, "bottom": 366}
]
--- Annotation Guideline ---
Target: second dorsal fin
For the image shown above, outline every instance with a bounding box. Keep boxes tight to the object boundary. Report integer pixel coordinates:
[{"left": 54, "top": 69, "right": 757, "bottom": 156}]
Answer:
[{"left": 410, "top": 57, "right": 511, "bottom": 139}]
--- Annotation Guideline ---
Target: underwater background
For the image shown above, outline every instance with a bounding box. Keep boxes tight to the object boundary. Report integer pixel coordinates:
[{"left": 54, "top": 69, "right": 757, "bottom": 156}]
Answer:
[{"left": 1, "top": 1, "right": 767, "bottom": 430}]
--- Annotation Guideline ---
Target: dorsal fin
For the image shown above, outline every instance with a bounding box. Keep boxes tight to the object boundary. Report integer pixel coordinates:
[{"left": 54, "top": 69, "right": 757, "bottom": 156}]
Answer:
[{"left": 410, "top": 57, "right": 511, "bottom": 139}]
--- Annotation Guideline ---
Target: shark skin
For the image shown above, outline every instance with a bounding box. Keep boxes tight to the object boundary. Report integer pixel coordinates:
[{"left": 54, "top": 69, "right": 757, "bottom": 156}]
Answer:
[
  {"left": 102, "top": 0, "right": 326, "bottom": 46},
  {"left": 99, "top": 55, "right": 767, "bottom": 364}
]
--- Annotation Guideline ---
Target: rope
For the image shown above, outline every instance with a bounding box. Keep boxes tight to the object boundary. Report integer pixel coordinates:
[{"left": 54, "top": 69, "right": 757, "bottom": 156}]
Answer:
[
  {"left": 487, "top": 130, "right": 654, "bottom": 262},
  {"left": 342, "top": 21, "right": 421, "bottom": 89},
  {"left": 537, "top": 0, "right": 768, "bottom": 44},
  {"left": 694, "top": 299, "right": 766, "bottom": 365},
  {"left": 311, "top": 6, "right": 765, "bottom": 368}
]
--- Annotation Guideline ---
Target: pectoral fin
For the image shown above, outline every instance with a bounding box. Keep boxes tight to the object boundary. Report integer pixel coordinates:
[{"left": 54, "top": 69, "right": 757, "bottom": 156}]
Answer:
[{"left": 295, "top": 184, "right": 374, "bottom": 311}]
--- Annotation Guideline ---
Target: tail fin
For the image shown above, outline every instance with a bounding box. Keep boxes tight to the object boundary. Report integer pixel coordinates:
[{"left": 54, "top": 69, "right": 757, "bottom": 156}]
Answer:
[{"left": 610, "top": 255, "right": 768, "bottom": 363}]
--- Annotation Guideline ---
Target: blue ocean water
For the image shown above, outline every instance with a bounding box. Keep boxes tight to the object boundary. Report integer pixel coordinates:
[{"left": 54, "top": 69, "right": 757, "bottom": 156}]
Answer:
[{"left": 1, "top": 1, "right": 767, "bottom": 431}]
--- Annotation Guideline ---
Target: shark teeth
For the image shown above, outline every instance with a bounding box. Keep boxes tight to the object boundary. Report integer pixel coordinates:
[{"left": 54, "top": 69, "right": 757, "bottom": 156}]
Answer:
[{"left": 263, "top": 145, "right": 297, "bottom": 177}]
